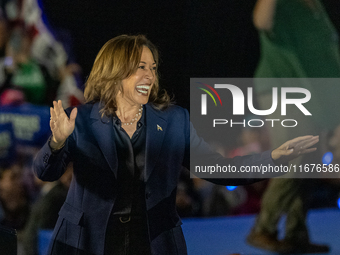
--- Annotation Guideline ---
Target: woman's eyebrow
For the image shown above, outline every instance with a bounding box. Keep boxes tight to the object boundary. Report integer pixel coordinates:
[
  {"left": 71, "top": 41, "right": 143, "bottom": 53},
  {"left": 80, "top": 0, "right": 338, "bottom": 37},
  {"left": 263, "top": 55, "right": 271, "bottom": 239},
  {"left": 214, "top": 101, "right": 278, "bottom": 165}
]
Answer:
[{"left": 140, "top": 61, "right": 156, "bottom": 65}]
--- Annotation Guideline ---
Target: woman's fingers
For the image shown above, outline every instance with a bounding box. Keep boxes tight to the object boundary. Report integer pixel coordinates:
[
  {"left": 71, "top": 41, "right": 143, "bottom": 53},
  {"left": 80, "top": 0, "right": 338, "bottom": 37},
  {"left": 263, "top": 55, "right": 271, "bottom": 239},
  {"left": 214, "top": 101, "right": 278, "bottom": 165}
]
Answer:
[
  {"left": 50, "top": 100, "right": 77, "bottom": 142},
  {"left": 286, "top": 135, "right": 314, "bottom": 148},
  {"left": 52, "top": 100, "right": 65, "bottom": 119},
  {"left": 50, "top": 107, "right": 54, "bottom": 128},
  {"left": 50, "top": 100, "right": 66, "bottom": 136},
  {"left": 299, "top": 136, "right": 319, "bottom": 149},
  {"left": 51, "top": 100, "right": 69, "bottom": 123},
  {"left": 69, "top": 108, "right": 78, "bottom": 123},
  {"left": 290, "top": 136, "right": 319, "bottom": 152},
  {"left": 53, "top": 100, "right": 59, "bottom": 117},
  {"left": 272, "top": 135, "right": 319, "bottom": 162},
  {"left": 300, "top": 147, "right": 317, "bottom": 155},
  {"left": 57, "top": 100, "right": 65, "bottom": 117},
  {"left": 50, "top": 106, "right": 59, "bottom": 129}
]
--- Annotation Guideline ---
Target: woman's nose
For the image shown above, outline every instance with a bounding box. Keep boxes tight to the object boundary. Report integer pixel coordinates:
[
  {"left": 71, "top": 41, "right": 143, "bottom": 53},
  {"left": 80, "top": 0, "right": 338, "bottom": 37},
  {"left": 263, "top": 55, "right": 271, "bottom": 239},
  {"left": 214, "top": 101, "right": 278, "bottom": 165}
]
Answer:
[{"left": 145, "top": 68, "right": 155, "bottom": 79}]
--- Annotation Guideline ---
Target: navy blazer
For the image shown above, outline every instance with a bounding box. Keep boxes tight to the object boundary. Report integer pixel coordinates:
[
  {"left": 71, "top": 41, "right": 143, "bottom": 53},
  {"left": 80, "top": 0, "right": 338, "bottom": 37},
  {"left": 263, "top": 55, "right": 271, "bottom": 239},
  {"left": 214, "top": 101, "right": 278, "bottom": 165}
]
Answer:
[{"left": 33, "top": 102, "right": 275, "bottom": 255}]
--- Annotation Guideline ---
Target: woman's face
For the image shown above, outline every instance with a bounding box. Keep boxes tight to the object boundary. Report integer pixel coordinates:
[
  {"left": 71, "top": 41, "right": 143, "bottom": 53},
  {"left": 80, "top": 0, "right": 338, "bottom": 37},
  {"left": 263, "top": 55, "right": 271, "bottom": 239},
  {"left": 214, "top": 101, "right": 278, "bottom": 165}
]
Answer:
[{"left": 120, "top": 46, "right": 156, "bottom": 106}]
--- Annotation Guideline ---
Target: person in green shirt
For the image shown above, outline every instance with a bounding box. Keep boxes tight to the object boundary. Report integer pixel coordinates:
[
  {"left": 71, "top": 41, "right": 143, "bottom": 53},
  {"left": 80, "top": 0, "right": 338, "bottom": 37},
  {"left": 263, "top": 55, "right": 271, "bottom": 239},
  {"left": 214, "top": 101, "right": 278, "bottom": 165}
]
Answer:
[
  {"left": 247, "top": 0, "right": 340, "bottom": 253},
  {"left": 3, "top": 25, "right": 51, "bottom": 105}
]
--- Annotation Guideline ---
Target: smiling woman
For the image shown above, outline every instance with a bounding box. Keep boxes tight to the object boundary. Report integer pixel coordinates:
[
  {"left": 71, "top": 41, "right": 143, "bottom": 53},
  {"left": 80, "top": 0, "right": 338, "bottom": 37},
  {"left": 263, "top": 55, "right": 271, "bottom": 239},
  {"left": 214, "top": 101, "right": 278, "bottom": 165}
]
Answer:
[
  {"left": 84, "top": 35, "right": 170, "bottom": 117},
  {"left": 83, "top": 35, "right": 171, "bottom": 138},
  {"left": 116, "top": 47, "right": 156, "bottom": 121},
  {"left": 33, "top": 34, "right": 319, "bottom": 255}
]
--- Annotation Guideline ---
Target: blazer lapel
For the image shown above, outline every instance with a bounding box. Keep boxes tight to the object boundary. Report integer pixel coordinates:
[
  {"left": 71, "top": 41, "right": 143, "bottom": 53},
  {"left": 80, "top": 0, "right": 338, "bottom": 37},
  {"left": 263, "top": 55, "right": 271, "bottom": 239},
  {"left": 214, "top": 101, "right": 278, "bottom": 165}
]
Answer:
[
  {"left": 144, "top": 104, "right": 167, "bottom": 182},
  {"left": 90, "top": 102, "right": 118, "bottom": 178}
]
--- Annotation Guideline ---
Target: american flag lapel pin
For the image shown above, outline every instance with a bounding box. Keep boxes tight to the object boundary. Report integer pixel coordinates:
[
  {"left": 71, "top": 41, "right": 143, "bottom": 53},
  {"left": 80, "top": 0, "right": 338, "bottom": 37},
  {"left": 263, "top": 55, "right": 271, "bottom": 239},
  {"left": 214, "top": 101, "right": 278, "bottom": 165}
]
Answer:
[{"left": 157, "top": 124, "right": 163, "bottom": 131}]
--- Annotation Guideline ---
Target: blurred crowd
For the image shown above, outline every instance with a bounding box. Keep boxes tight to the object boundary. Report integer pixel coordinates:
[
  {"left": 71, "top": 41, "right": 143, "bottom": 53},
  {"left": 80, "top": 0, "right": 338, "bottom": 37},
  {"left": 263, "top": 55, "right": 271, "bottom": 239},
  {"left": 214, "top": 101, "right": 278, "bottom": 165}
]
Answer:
[
  {"left": 0, "top": 0, "right": 84, "bottom": 108},
  {"left": 0, "top": 0, "right": 340, "bottom": 255},
  {"left": 0, "top": 0, "right": 84, "bottom": 254}
]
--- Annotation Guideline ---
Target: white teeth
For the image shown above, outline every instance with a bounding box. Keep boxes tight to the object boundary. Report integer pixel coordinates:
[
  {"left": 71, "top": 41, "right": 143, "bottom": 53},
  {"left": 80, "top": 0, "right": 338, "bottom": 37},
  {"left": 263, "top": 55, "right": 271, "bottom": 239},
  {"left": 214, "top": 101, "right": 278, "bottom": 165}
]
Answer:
[
  {"left": 136, "top": 85, "right": 150, "bottom": 95},
  {"left": 136, "top": 85, "right": 150, "bottom": 90}
]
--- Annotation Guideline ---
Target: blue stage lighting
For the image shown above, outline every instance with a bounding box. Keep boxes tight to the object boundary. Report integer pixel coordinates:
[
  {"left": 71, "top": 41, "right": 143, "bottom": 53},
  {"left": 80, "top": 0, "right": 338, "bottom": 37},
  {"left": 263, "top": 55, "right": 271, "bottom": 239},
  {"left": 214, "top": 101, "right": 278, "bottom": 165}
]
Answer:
[
  {"left": 226, "top": 186, "right": 237, "bottom": 191},
  {"left": 337, "top": 198, "right": 340, "bottom": 209},
  {"left": 322, "top": 152, "right": 333, "bottom": 165}
]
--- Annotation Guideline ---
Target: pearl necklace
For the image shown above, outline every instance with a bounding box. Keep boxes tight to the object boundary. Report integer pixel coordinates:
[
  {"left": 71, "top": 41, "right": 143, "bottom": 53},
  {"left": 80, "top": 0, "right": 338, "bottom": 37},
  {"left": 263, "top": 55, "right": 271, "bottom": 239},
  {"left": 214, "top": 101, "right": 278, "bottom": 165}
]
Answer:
[{"left": 121, "top": 105, "right": 143, "bottom": 126}]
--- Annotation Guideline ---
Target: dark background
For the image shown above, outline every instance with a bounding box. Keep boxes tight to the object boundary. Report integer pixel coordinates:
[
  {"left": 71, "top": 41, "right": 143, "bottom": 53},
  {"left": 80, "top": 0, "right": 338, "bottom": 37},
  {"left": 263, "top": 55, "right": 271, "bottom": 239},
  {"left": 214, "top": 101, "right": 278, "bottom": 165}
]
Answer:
[{"left": 40, "top": 0, "right": 340, "bottom": 111}]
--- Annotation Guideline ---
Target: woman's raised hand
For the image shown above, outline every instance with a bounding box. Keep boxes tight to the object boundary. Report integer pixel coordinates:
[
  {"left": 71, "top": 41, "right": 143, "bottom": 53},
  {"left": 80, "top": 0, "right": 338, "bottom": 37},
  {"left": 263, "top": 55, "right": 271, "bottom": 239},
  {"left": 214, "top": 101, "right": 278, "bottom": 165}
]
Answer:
[{"left": 50, "top": 100, "right": 77, "bottom": 149}]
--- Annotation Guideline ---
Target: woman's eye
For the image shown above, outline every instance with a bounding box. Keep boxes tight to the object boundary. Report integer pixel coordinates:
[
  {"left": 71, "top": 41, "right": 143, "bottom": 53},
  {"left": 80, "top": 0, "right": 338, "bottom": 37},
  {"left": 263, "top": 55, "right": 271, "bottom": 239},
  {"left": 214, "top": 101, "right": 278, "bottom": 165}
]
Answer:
[{"left": 138, "top": 66, "right": 145, "bottom": 69}]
